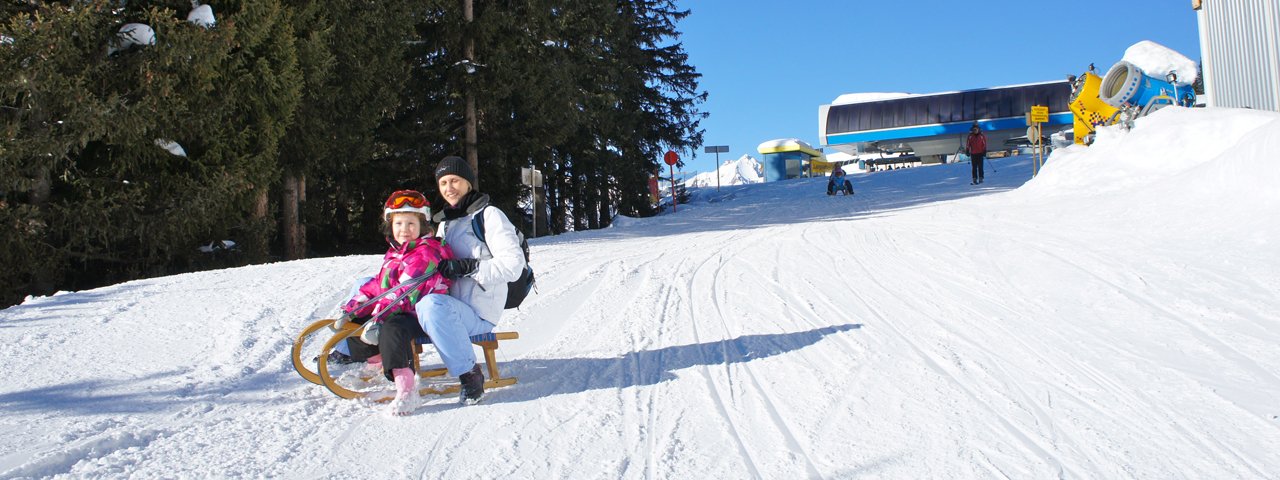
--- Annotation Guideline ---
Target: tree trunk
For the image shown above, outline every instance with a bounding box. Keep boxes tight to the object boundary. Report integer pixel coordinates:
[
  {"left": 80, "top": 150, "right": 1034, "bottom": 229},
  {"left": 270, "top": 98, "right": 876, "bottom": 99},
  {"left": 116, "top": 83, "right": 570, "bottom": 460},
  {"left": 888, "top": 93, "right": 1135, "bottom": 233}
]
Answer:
[
  {"left": 282, "top": 170, "right": 304, "bottom": 260},
  {"left": 254, "top": 188, "right": 269, "bottom": 219},
  {"left": 547, "top": 165, "right": 566, "bottom": 234},
  {"left": 463, "top": 0, "right": 479, "bottom": 188},
  {"left": 298, "top": 173, "right": 307, "bottom": 255},
  {"left": 585, "top": 172, "right": 600, "bottom": 230},
  {"left": 532, "top": 185, "right": 546, "bottom": 238},
  {"left": 247, "top": 187, "right": 271, "bottom": 262}
]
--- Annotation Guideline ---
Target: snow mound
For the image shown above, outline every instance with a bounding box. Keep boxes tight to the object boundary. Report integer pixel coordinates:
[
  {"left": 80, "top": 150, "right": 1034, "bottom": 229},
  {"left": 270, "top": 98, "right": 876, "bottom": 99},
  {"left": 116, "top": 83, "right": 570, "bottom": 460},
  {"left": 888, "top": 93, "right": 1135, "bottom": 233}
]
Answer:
[
  {"left": 1122, "top": 40, "right": 1198, "bottom": 84},
  {"left": 1023, "top": 107, "right": 1278, "bottom": 198}
]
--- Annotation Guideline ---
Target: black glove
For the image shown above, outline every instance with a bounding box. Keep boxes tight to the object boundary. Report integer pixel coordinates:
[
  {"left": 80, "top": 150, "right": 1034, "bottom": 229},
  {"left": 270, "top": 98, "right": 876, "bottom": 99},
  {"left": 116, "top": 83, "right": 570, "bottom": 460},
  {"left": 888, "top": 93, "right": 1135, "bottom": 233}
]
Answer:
[{"left": 439, "top": 258, "right": 479, "bottom": 279}]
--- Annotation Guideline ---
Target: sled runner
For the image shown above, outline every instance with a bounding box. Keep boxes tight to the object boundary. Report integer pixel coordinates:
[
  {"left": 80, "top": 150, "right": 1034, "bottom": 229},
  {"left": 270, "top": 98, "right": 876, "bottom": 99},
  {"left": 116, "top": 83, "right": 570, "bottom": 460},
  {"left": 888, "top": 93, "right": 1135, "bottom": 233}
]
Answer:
[{"left": 291, "top": 320, "right": 519, "bottom": 403}]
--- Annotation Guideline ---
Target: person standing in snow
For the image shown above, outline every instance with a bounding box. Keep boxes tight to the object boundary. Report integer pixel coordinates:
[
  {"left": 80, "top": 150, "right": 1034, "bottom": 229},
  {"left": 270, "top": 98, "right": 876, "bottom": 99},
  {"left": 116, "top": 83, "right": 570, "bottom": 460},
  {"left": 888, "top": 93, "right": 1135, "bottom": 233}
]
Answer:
[
  {"left": 965, "top": 123, "right": 987, "bottom": 185},
  {"left": 413, "top": 155, "right": 527, "bottom": 405},
  {"left": 332, "top": 189, "right": 455, "bottom": 415}
]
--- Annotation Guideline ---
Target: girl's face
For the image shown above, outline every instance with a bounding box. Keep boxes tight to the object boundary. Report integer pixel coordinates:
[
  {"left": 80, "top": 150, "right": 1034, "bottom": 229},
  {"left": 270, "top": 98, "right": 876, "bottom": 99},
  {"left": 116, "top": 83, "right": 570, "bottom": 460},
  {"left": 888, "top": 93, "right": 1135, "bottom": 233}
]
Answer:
[
  {"left": 390, "top": 213, "right": 422, "bottom": 244},
  {"left": 438, "top": 175, "right": 471, "bottom": 207}
]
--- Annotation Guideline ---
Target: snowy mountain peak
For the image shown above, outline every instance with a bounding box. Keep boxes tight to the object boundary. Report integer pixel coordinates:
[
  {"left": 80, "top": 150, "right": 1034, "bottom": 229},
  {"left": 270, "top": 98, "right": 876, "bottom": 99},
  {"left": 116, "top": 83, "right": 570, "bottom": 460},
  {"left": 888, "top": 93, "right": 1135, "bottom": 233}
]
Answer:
[{"left": 683, "top": 154, "right": 763, "bottom": 188}]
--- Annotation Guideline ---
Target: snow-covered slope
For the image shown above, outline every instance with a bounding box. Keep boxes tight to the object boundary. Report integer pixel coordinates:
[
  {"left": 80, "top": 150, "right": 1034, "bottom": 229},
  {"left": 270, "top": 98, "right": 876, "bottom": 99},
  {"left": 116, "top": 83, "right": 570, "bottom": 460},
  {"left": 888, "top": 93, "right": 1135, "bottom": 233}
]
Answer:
[{"left": 3, "top": 107, "right": 1279, "bottom": 478}]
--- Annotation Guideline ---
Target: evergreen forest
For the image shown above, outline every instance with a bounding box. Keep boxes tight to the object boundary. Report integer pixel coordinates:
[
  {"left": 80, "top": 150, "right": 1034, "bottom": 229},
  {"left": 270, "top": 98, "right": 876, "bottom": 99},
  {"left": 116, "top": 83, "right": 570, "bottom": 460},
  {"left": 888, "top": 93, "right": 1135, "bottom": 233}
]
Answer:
[{"left": 0, "top": 0, "right": 706, "bottom": 307}]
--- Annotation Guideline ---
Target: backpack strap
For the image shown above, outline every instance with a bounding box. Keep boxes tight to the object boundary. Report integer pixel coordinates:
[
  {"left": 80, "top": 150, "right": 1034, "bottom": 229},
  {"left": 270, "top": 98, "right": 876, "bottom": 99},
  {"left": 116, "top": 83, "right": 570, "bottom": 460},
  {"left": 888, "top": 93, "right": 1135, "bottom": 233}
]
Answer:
[{"left": 470, "top": 207, "right": 488, "bottom": 246}]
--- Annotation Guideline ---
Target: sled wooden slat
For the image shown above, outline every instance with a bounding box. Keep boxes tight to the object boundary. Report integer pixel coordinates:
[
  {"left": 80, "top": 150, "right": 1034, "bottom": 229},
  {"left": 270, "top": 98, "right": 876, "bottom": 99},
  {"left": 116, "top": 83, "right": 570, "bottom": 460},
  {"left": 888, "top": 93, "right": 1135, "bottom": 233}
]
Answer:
[
  {"left": 298, "top": 320, "right": 519, "bottom": 402},
  {"left": 291, "top": 319, "right": 337, "bottom": 385},
  {"left": 414, "top": 332, "right": 519, "bottom": 385}
]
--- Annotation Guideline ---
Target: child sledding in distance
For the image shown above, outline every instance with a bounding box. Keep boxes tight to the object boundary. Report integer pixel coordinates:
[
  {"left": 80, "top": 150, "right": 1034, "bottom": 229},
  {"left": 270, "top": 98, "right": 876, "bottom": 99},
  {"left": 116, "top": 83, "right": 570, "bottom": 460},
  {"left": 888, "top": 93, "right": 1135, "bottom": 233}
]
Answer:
[
  {"left": 827, "top": 166, "right": 853, "bottom": 195},
  {"left": 332, "top": 189, "right": 455, "bottom": 415}
]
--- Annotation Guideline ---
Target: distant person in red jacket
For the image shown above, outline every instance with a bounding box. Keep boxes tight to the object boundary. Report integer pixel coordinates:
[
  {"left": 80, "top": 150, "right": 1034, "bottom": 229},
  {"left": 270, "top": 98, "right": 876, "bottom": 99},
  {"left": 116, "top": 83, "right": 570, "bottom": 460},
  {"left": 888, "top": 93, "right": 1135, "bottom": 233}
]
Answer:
[{"left": 965, "top": 124, "right": 987, "bottom": 185}]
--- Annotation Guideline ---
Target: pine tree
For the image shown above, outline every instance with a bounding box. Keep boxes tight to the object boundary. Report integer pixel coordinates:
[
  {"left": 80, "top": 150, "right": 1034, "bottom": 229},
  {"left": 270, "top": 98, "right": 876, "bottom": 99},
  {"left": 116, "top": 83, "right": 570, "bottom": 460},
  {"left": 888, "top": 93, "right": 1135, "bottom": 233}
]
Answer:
[
  {"left": 0, "top": 2, "right": 115, "bottom": 302},
  {"left": 280, "top": 0, "right": 417, "bottom": 257},
  {"left": 0, "top": 0, "right": 301, "bottom": 305}
]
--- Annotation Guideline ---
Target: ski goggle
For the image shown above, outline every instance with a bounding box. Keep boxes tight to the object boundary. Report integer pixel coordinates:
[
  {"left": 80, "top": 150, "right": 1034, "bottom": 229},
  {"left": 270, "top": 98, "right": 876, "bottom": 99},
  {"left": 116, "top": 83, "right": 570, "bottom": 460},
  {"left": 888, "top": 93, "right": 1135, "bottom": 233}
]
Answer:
[{"left": 384, "top": 190, "right": 428, "bottom": 209}]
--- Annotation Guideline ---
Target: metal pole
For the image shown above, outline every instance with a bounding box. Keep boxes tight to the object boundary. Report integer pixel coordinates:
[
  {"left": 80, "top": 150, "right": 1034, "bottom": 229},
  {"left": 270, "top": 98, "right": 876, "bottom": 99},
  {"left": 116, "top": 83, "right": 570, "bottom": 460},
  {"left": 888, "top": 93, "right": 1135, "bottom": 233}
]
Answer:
[
  {"left": 1038, "top": 124, "right": 1043, "bottom": 176},
  {"left": 669, "top": 163, "right": 677, "bottom": 213},
  {"left": 531, "top": 172, "right": 537, "bottom": 239},
  {"left": 1037, "top": 123, "right": 1043, "bottom": 175},
  {"left": 715, "top": 151, "right": 721, "bottom": 191}
]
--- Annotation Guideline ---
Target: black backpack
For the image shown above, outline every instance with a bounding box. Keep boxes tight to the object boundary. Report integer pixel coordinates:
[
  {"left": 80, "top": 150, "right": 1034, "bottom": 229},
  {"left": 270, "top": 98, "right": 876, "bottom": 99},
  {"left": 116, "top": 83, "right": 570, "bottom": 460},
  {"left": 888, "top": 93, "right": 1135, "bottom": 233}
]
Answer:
[{"left": 471, "top": 211, "right": 535, "bottom": 309}]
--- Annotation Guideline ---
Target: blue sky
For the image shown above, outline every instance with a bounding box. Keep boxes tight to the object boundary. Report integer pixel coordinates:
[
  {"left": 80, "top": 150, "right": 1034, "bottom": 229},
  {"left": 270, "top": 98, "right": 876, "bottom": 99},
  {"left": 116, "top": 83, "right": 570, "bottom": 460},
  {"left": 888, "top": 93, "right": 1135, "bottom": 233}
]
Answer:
[{"left": 674, "top": 0, "right": 1202, "bottom": 174}]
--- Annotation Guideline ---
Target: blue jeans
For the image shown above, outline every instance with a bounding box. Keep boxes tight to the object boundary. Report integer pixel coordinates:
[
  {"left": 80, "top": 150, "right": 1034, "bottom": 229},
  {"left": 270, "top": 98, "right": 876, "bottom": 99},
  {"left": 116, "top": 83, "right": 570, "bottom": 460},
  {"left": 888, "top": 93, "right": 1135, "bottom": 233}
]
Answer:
[{"left": 415, "top": 293, "right": 496, "bottom": 376}]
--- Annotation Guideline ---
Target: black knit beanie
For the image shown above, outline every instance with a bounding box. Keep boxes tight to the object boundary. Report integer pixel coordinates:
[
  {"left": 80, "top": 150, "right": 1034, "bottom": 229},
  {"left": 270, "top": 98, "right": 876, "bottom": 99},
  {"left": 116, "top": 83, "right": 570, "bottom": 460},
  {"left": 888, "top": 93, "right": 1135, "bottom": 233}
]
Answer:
[{"left": 434, "top": 155, "right": 477, "bottom": 189}]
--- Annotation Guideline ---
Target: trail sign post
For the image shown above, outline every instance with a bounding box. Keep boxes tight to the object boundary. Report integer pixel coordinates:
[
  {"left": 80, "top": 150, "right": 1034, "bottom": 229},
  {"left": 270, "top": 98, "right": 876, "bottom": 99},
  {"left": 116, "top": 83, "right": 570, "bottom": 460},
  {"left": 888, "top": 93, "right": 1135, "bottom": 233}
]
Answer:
[
  {"left": 664, "top": 150, "right": 679, "bottom": 213},
  {"left": 1030, "top": 105, "right": 1049, "bottom": 123},
  {"left": 1028, "top": 105, "right": 1049, "bottom": 177},
  {"left": 704, "top": 145, "right": 729, "bottom": 191}
]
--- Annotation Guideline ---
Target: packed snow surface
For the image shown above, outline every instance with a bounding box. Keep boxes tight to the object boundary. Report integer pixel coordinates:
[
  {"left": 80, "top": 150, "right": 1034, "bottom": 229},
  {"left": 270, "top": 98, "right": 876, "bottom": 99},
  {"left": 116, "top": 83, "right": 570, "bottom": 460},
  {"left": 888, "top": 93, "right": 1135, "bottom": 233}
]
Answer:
[{"left": 3, "top": 106, "right": 1280, "bottom": 478}]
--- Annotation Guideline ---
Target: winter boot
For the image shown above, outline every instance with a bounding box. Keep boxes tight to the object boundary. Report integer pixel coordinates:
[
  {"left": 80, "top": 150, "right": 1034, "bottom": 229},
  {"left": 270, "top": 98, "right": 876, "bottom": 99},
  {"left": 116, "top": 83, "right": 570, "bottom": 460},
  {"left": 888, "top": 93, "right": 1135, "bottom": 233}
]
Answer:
[
  {"left": 389, "top": 367, "right": 419, "bottom": 416},
  {"left": 315, "top": 351, "right": 356, "bottom": 365},
  {"left": 459, "top": 364, "right": 484, "bottom": 405}
]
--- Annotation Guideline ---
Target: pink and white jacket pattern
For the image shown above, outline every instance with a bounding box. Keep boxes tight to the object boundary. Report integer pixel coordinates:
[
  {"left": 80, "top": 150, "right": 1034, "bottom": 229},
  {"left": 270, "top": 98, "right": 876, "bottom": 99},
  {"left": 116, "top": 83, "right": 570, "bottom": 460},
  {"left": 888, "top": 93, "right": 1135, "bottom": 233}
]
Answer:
[{"left": 341, "top": 236, "right": 454, "bottom": 322}]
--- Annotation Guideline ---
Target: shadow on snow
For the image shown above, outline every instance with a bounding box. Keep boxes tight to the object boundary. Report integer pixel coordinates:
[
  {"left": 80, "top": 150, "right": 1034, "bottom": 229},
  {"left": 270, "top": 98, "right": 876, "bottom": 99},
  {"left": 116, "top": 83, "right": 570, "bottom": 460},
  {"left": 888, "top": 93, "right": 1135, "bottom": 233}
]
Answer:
[
  {"left": 0, "top": 325, "right": 862, "bottom": 413},
  {"left": 482, "top": 323, "right": 863, "bottom": 404}
]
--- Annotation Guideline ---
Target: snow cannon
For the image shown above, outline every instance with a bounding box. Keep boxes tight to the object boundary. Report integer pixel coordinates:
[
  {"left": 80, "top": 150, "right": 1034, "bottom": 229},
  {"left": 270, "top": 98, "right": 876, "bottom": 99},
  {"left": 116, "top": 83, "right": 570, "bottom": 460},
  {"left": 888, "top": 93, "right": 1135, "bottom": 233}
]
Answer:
[
  {"left": 1068, "top": 71, "right": 1120, "bottom": 145},
  {"left": 1099, "top": 60, "right": 1195, "bottom": 112}
]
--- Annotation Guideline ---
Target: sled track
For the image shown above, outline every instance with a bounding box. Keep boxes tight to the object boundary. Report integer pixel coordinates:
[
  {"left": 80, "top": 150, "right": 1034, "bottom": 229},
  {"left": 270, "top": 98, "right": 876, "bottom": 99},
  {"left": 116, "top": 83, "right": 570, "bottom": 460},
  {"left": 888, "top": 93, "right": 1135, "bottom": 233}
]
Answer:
[
  {"left": 685, "top": 230, "right": 825, "bottom": 478},
  {"left": 623, "top": 259, "right": 677, "bottom": 478},
  {"left": 1021, "top": 234, "right": 1277, "bottom": 477},
  {"left": 851, "top": 215, "right": 1278, "bottom": 478},
  {"left": 838, "top": 224, "right": 1084, "bottom": 478}
]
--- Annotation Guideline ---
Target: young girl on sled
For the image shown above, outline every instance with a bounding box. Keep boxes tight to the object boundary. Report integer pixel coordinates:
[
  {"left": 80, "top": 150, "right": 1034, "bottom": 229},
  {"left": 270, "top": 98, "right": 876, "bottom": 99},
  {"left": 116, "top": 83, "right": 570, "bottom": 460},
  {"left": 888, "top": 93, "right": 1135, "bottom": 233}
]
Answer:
[{"left": 333, "top": 189, "right": 454, "bottom": 415}]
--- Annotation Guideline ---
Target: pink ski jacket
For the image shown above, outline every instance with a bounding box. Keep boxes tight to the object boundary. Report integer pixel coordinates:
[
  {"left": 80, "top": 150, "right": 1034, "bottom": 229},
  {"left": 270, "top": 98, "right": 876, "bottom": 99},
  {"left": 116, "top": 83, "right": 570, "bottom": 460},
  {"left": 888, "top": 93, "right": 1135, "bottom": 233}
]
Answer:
[{"left": 341, "top": 236, "right": 454, "bottom": 322}]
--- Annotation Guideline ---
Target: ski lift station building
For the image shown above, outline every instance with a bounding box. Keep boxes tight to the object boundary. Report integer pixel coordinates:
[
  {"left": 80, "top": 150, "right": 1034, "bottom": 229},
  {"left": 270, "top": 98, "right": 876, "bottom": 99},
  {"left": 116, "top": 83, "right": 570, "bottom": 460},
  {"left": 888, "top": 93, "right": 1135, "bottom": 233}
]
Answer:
[
  {"left": 756, "top": 138, "right": 825, "bottom": 181},
  {"left": 818, "top": 80, "right": 1074, "bottom": 163}
]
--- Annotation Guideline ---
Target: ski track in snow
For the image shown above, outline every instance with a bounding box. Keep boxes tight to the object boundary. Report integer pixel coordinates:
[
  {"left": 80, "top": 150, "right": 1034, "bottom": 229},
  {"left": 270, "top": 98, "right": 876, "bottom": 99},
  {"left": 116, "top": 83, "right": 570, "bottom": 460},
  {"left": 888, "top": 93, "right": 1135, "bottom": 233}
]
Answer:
[{"left": 4, "top": 108, "right": 1280, "bottom": 479}]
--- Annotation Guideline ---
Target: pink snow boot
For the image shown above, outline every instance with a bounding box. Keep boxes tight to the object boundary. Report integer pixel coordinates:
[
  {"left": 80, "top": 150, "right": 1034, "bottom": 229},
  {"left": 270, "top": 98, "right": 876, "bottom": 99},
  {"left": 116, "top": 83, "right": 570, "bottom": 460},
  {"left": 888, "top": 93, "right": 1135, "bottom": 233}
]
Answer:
[{"left": 389, "top": 367, "right": 419, "bottom": 416}]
